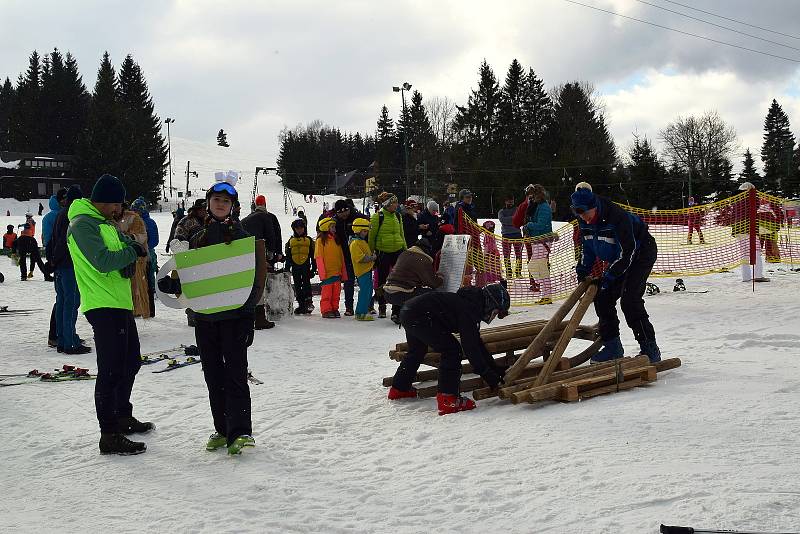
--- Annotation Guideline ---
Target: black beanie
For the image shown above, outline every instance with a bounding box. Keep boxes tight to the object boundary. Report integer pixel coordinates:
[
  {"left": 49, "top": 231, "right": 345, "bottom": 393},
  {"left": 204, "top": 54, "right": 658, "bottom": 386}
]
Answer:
[
  {"left": 66, "top": 185, "right": 83, "bottom": 202},
  {"left": 91, "top": 174, "right": 126, "bottom": 203}
]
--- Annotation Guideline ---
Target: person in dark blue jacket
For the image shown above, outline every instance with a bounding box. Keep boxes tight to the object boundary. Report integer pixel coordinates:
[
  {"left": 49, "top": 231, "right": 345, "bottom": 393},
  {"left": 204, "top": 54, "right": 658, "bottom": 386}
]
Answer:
[
  {"left": 43, "top": 189, "right": 67, "bottom": 345},
  {"left": 571, "top": 186, "right": 661, "bottom": 363}
]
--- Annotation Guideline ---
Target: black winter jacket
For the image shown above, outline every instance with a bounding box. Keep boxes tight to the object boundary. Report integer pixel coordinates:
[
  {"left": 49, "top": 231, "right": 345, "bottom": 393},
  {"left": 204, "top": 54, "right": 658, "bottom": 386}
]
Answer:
[
  {"left": 48, "top": 208, "right": 72, "bottom": 269},
  {"left": 241, "top": 208, "right": 282, "bottom": 258}
]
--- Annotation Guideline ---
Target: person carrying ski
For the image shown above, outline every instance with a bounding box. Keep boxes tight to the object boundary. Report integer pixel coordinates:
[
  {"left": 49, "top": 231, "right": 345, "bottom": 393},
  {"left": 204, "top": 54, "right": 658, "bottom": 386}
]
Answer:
[
  {"left": 388, "top": 282, "right": 510, "bottom": 415},
  {"left": 570, "top": 186, "right": 662, "bottom": 364},
  {"left": 285, "top": 218, "right": 316, "bottom": 314},
  {"left": 315, "top": 216, "right": 348, "bottom": 318},
  {"left": 158, "top": 178, "right": 261, "bottom": 455},
  {"left": 67, "top": 174, "right": 153, "bottom": 455},
  {"left": 348, "top": 217, "right": 376, "bottom": 321}
]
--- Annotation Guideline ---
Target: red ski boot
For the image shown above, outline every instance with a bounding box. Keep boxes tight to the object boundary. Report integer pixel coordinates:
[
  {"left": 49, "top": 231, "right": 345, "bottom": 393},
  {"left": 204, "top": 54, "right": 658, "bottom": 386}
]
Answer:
[
  {"left": 387, "top": 387, "right": 417, "bottom": 400},
  {"left": 436, "top": 393, "right": 476, "bottom": 415}
]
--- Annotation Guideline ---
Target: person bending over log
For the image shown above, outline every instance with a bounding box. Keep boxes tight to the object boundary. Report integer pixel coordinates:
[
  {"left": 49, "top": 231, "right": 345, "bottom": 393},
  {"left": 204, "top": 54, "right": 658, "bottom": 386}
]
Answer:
[
  {"left": 388, "top": 282, "right": 511, "bottom": 415},
  {"left": 570, "top": 186, "right": 661, "bottom": 364},
  {"left": 382, "top": 237, "right": 444, "bottom": 324}
]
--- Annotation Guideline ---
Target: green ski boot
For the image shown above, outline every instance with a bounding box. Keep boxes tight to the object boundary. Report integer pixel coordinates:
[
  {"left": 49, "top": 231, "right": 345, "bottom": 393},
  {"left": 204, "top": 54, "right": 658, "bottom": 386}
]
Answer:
[
  {"left": 227, "top": 435, "right": 255, "bottom": 455},
  {"left": 205, "top": 432, "right": 227, "bottom": 451}
]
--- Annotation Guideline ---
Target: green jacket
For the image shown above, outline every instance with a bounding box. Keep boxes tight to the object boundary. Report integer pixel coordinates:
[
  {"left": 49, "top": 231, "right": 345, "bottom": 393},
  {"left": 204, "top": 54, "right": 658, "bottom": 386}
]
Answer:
[
  {"left": 67, "top": 198, "right": 138, "bottom": 313},
  {"left": 368, "top": 209, "right": 406, "bottom": 254}
]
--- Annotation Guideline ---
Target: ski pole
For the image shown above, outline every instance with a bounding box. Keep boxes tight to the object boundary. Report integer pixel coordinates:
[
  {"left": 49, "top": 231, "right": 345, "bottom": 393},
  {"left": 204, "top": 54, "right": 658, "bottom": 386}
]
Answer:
[{"left": 661, "top": 524, "right": 800, "bottom": 534}]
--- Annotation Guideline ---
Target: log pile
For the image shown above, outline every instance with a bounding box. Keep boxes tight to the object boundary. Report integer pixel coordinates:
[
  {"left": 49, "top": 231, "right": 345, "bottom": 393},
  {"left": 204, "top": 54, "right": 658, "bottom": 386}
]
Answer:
[{"left": 381, "top": 280, "right": 681, "bottom": 406}]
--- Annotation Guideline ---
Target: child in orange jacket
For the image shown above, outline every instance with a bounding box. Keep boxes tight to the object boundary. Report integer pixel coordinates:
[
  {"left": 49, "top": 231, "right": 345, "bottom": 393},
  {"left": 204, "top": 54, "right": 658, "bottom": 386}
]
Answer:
[{"left": 315, "top": 217, "right": 348, "bottom": 318}]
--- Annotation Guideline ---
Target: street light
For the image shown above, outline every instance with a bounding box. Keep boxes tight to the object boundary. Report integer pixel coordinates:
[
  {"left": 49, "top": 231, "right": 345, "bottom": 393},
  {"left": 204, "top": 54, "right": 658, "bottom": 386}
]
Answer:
[
  {"left": 392, "top": 82, "right": 412, "bottom": 199},
  {"left": 164, "top": 118, "right": 175, "bottom": 197}
]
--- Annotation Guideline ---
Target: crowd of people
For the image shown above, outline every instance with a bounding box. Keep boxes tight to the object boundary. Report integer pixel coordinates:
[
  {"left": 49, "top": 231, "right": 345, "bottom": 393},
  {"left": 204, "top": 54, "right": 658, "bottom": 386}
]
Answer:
[{"left": 1, "top": 170, "right": 672, "bottom": 454}]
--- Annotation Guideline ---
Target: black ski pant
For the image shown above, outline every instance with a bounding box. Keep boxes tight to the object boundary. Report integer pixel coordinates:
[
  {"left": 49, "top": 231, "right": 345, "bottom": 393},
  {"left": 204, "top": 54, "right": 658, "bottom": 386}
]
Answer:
[
  {"left": 85, "top": 308, "right": 141, "bottom": 433},
  {"left": 291, "top": 264, "right": 312, "bottom": 307},
  {"left": 384, "top": 287, "right": 433, "bottom": 311},
  {"left": 393, "top": 315, "right": 496, "bottom": 395},
  {"left": 195, "top": 318, "right": 253, "bottom": 446},
  {"left": 343, "top": 259, "right": 355, "bottom": 311},
  {"left": 595, "top": 235, "right": 658, "bottom": 346},
  {"left": 18, "top": 248, "right": 46, "bottom": 279},
  {"left": 375, "top": 250, "right": 402, "bottom": 312}
]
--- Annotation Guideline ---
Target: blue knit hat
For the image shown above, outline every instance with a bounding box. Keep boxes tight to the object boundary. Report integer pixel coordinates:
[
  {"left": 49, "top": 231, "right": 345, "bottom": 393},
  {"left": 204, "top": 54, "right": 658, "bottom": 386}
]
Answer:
[
  {"left": 570, "top": 188, "right": 596, "bottom": 211},
  {"left": 130, "top": 197, "right": 148, "bottom": 213},
  {"left": 91, "top": 174, "right": 126, "bottom": 203}
]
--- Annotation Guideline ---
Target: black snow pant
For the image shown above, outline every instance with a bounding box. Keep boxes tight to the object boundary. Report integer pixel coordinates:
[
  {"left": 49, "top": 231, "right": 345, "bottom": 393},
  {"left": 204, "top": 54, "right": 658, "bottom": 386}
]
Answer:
[
  {"left": 384, "top": 287, "right": 433, "bottom": 311},
  {"left": 18, "top": 247, "right": 46, "bottom": 279},
  {"left": 85, "top": 308, "right": 142, "bottom": 434},
  {"left": 594, "top": 235, "right": 658, "bottom": 346},
  {"left": 393, "top": 314, "right": 496, "bottom": 395},
  {"left": 343, "top": 259, "right": 355, "bottom": 311},
  {"left": 195, "top": 318, "right": 253, "bottom": 446},
  {"left": 375, "top": 250, "right": 402, "bottom": 312},
  {"left": 49, "top": 303, "right": 57, "bottom": 342},
  {"left": 291, "top": 264, "right": 312, "bottom": 307}
]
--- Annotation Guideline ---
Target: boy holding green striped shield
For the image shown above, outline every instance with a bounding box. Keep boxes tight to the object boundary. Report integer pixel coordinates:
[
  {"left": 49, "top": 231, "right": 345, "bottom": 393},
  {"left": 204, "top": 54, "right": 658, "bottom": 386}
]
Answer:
[{"left": 158, "top": 175, "right": 262, "bottom": 455}]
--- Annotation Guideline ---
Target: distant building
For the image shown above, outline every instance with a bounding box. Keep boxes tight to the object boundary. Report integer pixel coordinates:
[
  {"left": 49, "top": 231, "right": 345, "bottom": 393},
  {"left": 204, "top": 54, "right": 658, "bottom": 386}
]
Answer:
[{"left": 0, "top": 151, "right": 89, "bottom": 200}]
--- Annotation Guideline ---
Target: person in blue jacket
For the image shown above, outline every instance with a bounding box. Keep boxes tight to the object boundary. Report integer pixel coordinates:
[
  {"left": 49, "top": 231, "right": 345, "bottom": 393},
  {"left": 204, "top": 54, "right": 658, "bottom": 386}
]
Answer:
[
  {"left": 131, "top": 197, "right": 159, "bottom": 317},
  {"left": 522, "top": 184, "right": 554, "bottom": 304},
  {"left": 570, "top": 186, "right": 661, "bottom": 363},
  {"left": 43, "top": 189, "right": 67, "bottom": 345}
]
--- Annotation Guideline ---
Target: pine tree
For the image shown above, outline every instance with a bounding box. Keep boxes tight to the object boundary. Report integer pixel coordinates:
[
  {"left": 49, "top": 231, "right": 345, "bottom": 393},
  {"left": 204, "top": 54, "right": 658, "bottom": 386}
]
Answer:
[
  {"left": 497, "top": 59, "right": 526, "bottom": 157},
  {"left": 739, "top": 149, "right": 761, "bottom": 189},
  {"left": 40, "top": 49, "right": 90, "bottom": 154},
  {"left": 551, "top": 82, "right": 617, "bottom": 200},
  {"left": 75, "top": 52, "right": 125, "bottom": 186},
  {"left": 707, "top": 155, "right": 736, "bottom": 200},
  {"left": 8, "top": 51, "right": 43, "bottom": 151},
  {"left": 217, "top": 129, "right": 229, "bottom": 147},
  {"left": 403, "top": 91, "right": 436, "bottom": 162},
  {"left": 375, "top": 105, "right": 397, "bottom": 185},
  {"left": 116, "top": 54, "right": 168, "bottom": 201},
  {"left": 521, "top": 68, "right": 552, "bottom": 154},
  {"left": 453, "top": 59, "right": 501, "bottom": 156},
  {"left": 625, "top": 135, "right": 672, "bottom": 208},
  {"left": 760, "top": 99, "right": 795, "bottom": 195},
  {"left": 0, "top": 78, "right": 15, "bottom": 151}
]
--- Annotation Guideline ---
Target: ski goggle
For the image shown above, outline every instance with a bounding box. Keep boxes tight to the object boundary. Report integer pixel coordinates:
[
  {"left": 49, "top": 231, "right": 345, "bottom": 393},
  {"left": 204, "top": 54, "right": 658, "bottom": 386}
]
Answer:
[{"left": 210, "top": 182, "right": 237, "bottom": 196}]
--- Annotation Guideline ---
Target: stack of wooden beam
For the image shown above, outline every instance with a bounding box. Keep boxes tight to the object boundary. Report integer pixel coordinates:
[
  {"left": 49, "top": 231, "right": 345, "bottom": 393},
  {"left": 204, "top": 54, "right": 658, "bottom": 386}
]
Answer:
[{"left": 381, "top": 280, "right": 681, "bottom": 406}]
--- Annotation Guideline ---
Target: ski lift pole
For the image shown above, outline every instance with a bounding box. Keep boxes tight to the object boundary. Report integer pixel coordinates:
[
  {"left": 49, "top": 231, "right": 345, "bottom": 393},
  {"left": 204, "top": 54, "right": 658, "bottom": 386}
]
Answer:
[{"left": 661, "top": 524, "right": 800, "bottom": 534}]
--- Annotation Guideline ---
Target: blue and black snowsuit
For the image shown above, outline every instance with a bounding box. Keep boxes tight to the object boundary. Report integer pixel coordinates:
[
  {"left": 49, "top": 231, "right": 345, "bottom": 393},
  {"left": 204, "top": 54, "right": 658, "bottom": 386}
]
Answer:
[{"left": 575, "top": 196, "right": 658, "bottom": 346}]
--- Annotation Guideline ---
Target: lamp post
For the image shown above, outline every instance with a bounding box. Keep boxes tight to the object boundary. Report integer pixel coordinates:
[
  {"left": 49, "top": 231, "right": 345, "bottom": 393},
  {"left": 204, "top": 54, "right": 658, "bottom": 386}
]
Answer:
[
  {"left": 164, "top": 118, "right": 175, "bottom": 197},
  {"left": 393, "top": 82, "right": 412, "bottom": 199}
]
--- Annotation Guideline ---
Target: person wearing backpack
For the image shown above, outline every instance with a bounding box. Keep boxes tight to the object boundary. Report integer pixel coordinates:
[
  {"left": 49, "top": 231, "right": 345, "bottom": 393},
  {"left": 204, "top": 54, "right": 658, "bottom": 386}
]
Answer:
[{"left": 368, "top": 192, "right": 406, "bottom": 319}]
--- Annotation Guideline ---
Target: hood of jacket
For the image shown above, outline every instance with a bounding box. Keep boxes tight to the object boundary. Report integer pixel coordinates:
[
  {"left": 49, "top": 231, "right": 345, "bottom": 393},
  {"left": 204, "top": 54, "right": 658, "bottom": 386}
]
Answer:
[
  {"left": 48, "top": 195, "right": 60, "bottom": 212},
  {"left": 68, "top": 198, "right": 104, "bottom": 222}
]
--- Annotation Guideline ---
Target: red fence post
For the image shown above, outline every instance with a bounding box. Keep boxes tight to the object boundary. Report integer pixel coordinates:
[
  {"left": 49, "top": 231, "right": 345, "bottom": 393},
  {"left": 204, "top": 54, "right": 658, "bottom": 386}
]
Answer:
[{"left": 748, "top": 188, "right": 757, "bottom": 268}]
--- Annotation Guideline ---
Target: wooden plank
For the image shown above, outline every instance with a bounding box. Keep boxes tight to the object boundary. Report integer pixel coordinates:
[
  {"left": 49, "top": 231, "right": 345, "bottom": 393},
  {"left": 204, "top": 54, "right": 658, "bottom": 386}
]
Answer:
[
  {"left": 560, "top": 376, "right": 644, "bottom": 402},
  {"left": 530, "top": 283, "right": 598, "bottom": 388},
  {"left": 381, "top": 353, "right": 518, "bottom": 387},
  {"left": 507, "top": 356, "right": 651, "bottom": 404},
  {"left": 502, "top": 280, "right": 592, "bottom": 384}
]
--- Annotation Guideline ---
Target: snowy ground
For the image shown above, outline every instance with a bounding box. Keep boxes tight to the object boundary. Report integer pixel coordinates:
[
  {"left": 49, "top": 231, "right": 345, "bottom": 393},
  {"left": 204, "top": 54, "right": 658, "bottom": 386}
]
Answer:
[{"left": 2, "top": 140, "right": 800, "bottom": 532}]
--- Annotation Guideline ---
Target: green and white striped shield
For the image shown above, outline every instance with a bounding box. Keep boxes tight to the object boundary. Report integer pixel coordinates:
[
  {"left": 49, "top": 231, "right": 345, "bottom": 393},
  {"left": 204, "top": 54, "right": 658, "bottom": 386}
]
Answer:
[{"left": 156, "top": 237, "right": 255, "bottom": 314}]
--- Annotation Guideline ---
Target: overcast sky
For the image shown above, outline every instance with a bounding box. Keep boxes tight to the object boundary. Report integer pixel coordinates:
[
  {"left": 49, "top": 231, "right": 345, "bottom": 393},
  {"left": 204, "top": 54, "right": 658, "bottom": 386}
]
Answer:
[{"left": 2, "top": 0, "right": 800, "bottom": 171}]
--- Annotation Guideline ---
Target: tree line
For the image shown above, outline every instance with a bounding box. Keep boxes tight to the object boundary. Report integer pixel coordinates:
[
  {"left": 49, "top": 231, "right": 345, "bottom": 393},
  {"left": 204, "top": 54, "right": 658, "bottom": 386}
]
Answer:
[
  {"left": 0, "top": 49, "right": 167, "bottom": 202},
  {"left": 278, "top": 59, "right": 800, "bottom": 217}
]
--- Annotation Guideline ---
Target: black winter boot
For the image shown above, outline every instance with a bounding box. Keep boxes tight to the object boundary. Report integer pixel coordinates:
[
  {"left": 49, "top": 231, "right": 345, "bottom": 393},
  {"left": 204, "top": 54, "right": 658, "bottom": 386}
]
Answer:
[
  {"left": 118, "top": 416, "right": 155, "bottom": 435},
  {"left": 254, "top": 305, "right": 275, "bottom": 329},
  {"left": 99, "top": 433, "right": 146, "bottom": 455}
]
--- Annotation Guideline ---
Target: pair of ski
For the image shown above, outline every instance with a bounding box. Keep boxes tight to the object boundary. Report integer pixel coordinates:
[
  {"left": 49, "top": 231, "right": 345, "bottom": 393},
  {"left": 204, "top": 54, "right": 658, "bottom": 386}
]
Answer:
[
  {"left": 0, "top": 306, "right": 42, "bottom": 317},
  {"left": 0, "top": 365, "right": 95, "bottom": 387},
  {"left": 140, "top": 344, "right": 199, "bottom": 366}
]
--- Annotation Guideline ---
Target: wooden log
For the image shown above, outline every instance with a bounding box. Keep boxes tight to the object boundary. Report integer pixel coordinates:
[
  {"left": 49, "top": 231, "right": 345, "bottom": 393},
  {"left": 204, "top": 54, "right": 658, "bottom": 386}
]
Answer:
[
  {"left": 562, "top": 376, "right": 645, "bottom": 401},
  {"left": 472, "top": 357, "right": 576, "bottom": 400},
  {"left": 505, "top": 355, "right": 651, "bottom": 403},
  {"left": 654, "top": 357, "right": 682, "bottom": 372},
  {"left": 530, "top": 283, "right": 598, "bottom": 388},
  {"left": 381, "top": 353, "right": 519, "bottom": 387},
  {"left": 503, "top": 280, "right": 591, "bottom": 384},
  {"left": 557, "top": 366, "right": 656, "bottom": 402},
  {"left": 567, "top": 337, "right": 602, "bottom": 367},
  {"left": 393, "top": 319, "right": 553, "bottom": 353}
]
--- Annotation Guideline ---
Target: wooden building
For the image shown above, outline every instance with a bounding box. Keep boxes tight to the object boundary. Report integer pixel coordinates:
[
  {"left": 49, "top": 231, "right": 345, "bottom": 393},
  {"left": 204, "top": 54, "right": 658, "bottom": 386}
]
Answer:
[{"left": 0, "top": 151, "right": 90, "bottom": 200}]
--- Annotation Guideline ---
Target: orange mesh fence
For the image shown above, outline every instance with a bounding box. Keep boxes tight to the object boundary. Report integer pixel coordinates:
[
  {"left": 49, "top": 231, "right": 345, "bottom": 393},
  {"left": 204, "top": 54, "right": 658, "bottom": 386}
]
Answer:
[{"left": 455, "top": 190, "right": 800, "bottom": 306}]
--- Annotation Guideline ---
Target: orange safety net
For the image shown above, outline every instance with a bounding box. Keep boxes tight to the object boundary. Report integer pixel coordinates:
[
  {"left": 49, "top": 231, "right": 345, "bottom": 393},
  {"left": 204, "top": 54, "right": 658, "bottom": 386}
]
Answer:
[{"left": 455, "top": 190, "right": 800, "bottom": 306}]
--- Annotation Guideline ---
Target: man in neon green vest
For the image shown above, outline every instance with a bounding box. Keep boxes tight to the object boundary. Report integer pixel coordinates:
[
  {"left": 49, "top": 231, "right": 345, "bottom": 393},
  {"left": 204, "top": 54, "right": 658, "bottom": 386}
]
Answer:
[{"left": 67, "top": 174, "right": 152, "bottom": 456}]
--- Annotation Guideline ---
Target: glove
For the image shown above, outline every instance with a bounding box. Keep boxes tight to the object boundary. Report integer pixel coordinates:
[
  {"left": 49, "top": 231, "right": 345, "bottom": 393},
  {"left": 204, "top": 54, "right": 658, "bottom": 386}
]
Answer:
[
  {"left": 120, "top": 263, "right": 136, "bottom": 279},
  {"left": 129, "top": 241, "right": 147, "bottom": 257},
  {"left": 158, "top": 276, "right": 182, "bottom": 295},
  {"left": 576, "top": 267, "right": 589, "bottom": 283},
  {"left": 483, "top": 368, "right": 504, "bottom": 390}
]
